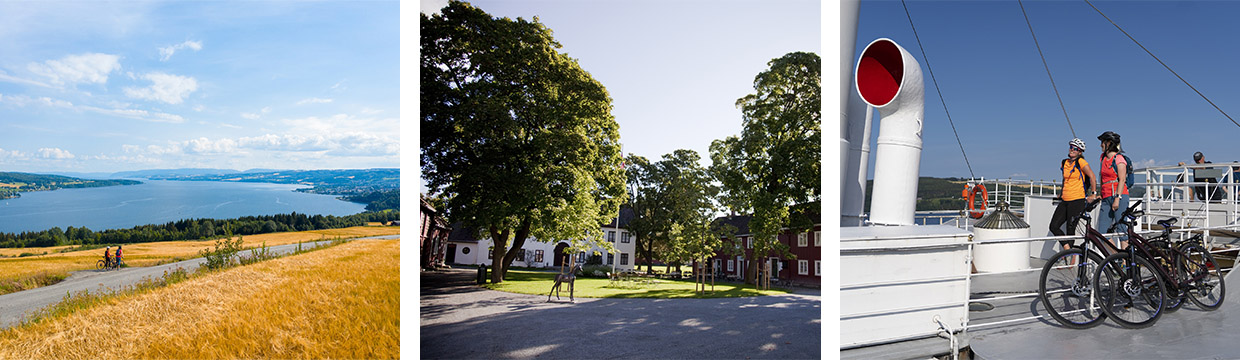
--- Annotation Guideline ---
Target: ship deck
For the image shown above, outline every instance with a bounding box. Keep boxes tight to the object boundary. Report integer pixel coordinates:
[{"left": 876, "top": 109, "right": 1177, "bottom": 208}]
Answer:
[{"left": 969, "top": 259, "right": 1240, "bottom": 359}]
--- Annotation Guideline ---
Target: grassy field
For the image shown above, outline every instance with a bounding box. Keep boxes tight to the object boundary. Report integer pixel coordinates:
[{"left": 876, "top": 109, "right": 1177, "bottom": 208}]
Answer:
[
  {"left": 0, "top": 238, "right": 400, "bottom": 359},
  {"left": 0, "top": 225, "right": 399, "bottom": 295},
  {"left": 484, "top": 270, "right": 789, "bottom": 299}
]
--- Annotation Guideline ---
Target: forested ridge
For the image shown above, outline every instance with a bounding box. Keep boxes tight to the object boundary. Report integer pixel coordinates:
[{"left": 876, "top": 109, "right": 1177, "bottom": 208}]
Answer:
[
  {"left": 0, "top": 210, "right": 399, "bottom": 248},
  {"left": 0, "top": 172, "right": 141, "bottom": 199}
]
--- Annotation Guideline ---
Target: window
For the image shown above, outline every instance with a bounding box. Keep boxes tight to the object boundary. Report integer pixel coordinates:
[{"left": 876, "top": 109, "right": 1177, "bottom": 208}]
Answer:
[
  {"left": 462, "top": 247, "right": 471, "bottom": 255},
  {"left": 797, "top": 232, "right": 808, "bottom": 247},
  {"left": 814, "top": 231, "right": 820, "bottom": 247},
  {"left": 578, "top": 252, "right": 586, "bottom": 263},
  {"left": 621, "top": 232, "right": 631, "bottom": 243},
  {"left": 516, "top": 250, "right": 525, "bottom": 262},
  {"left": 814, "top": 260, "right": 821, "bottom": 276},
  {"left": 488, "top": 246, "right": 493, "bottom": 259},
  {"left": 607, "top": 253, "right": 614, "bottom": 265},
  {"left": 798, "top": 260, "right": 809, "bottom": 275},
  {"left": 744, "top": 236, "right": 750, "bottom": 249},
  {"left": 727, "top": 260, "right": 734, "bottom": 271},
  {"left": 535, "top": 250, "right": 544, "bottom": 263},
  {"left": 608, "top": 231, "right": 616, "bottom": 243},
  {"left": 621, "top": 253, "right": 629, "bottom": 265}
]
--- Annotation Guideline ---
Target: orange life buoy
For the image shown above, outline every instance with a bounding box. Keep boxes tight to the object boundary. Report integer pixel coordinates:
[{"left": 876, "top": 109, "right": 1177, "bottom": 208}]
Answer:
[{"left": 966, "top": 184, "right": 988, "bottom": 219}]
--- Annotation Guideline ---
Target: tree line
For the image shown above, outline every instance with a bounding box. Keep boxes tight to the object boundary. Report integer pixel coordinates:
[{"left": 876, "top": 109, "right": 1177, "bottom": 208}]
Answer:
[{"left": 0, "top": 210, "right": 400, "bottom": 248}]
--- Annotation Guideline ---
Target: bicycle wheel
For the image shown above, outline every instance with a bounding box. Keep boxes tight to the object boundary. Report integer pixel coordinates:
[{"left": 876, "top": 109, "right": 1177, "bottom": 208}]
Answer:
[
  {"left": 1179, "top": 244, "right": 1226, "bottom": 310},
  {"left": 96, "top": 259, "right": 106, "bottom": 270},
  {"left": 1039, "top": 248, "right": 1106, "bottom": 329},
  {"left": 1094, "top": 252, "right": 1166, "bottom": 329},
  {"left": 1147, "top": 240, "right": 1184, "bottom": 313}
]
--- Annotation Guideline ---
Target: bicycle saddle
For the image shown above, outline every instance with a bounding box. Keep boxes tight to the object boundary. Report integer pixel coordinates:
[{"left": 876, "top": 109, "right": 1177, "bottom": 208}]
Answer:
[{"left": 1157, "top": 218, "right": 1177, "bottom": 229}]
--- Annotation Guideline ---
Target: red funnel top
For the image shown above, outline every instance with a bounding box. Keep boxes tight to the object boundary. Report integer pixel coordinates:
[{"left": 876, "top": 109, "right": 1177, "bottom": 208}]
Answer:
[{"left": 857, "top": 40, "right": 904, "bottom": 107}]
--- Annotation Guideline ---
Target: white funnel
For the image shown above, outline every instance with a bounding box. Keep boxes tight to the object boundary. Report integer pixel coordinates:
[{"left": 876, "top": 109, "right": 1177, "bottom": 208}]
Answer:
[
  {"left": 857, "top": 38, "right": 924, "bottom": 226},
  {"left": 840, "top": 0, "right": 871, "bottom": 227}
]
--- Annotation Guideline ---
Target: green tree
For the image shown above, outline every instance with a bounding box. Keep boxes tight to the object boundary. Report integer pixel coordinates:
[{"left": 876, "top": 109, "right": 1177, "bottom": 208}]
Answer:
[
  {"left": 626, "top": 150, "right": 719, "bottom": 274},
  {"left": 421, "top": 1, "right": 625, "bottom": 283},
  {"left": 710, "top": 51, "right": 820, "bottom": 284}
]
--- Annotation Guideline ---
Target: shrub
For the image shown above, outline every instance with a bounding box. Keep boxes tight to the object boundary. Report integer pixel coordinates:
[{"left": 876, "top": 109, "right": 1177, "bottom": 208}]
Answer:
[
  {"left": 198, "top": 237, "right": 244, "bottom": 270},
  {"left": 580, "top": 264, "right": 612, "bottom": 278}
]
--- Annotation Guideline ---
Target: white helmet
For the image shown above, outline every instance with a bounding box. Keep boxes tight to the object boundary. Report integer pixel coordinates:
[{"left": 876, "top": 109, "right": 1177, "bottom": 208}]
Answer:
[{"left": 1069, "top": 138, "right": 1086, "bottom": 152}]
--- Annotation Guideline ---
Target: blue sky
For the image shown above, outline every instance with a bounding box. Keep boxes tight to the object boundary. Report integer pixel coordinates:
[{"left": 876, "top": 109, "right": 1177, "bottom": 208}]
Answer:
[
  {"left": 0, "top": 1, "right": 398, "bottom": 174},
  {"left": 854, "top": 0, "right": 1240, "bottom": 180},
  {"left": 420, "top": 0, "right": 820, "bottom": 168}
]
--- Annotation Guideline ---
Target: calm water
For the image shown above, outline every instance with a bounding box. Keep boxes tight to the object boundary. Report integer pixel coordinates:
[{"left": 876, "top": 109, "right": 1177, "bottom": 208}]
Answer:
[{"left": 0, "top": 180, "right": 366, "bottom": 233}]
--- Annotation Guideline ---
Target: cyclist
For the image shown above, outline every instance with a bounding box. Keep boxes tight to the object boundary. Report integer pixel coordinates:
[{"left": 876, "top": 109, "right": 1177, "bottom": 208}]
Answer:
[
  {"left": 1050, "top": 138, "right": 1099, "bottom": 250},
  {"left": 104, "top": 246, "right": 112, "bottom": 269},
  {"left": 115, "top": 245, "right": 123, "bottom": 268},
  {"left": 1096, "top": 131, "right": 1129, "bottom": 249}
]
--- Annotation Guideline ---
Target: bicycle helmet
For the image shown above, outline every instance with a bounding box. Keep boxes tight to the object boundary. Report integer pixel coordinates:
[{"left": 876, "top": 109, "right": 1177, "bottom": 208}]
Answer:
[
  {"left": 1069, "top": 138, "right": 1086, "bottom": 152},
  {"left": 1097, "top": 131, "right": 1120, "bottom": 144}
]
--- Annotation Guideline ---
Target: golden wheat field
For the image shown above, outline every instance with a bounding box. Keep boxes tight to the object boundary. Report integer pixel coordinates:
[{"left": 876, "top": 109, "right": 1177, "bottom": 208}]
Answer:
[
  {"left": 0, "top": 238, "right": 400, "bottom": 359},
  {"left": 0, "top": 226, "right": 399, "bottom": 295}
]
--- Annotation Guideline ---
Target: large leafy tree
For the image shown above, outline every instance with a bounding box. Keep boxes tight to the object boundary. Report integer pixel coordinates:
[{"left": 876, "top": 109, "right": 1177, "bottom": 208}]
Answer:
[
  {"left": 421, "top": 1, "right": 625, "bottom": 283},
  {"left": 710, "top": 51, "right": 820, "bottom": 284},
  {"left": 625, "top": 150, "right": 719, "bottom": 274}
]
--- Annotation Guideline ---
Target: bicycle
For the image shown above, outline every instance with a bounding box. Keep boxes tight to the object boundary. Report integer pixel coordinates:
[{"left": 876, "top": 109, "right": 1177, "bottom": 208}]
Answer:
[
  {"left": 1092, "top": 203, "right": 1225, "bottom": 328},
  {"left": 1038, "top": 198, "right": 1124, "bottom": 329}
]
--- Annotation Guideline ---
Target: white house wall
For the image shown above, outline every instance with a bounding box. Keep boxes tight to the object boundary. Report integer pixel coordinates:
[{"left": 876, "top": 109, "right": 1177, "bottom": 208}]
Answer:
[{"left": 446, "top": 228, "right": 637, "bottom": 271}]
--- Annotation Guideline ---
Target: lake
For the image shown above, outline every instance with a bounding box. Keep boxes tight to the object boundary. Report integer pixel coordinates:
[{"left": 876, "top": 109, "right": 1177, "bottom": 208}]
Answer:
[{"left": 0, "top": 180, "right": 367, "bottom": 234}]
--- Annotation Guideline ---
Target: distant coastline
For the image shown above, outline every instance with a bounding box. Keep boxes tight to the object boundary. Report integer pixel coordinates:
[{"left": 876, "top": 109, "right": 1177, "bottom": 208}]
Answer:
[{"left": 0, "top": 172, "right": 141, "bottom": 200}]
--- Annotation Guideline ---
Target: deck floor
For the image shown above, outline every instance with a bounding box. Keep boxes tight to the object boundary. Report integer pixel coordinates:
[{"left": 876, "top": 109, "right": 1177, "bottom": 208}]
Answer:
[{"left": 969, "top": 265, "right": 1239, "bottom": 359}]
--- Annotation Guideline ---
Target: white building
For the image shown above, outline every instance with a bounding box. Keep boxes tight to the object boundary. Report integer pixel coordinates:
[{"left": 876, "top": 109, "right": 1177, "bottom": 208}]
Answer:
[{"left": 445, "top": 208, "right": 637, "bottom": 271}]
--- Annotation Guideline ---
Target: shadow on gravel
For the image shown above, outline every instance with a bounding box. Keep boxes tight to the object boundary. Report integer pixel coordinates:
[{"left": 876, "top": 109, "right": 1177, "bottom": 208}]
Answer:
[{"left": 420, "top": 269, "right": 820, "bottom": 360}]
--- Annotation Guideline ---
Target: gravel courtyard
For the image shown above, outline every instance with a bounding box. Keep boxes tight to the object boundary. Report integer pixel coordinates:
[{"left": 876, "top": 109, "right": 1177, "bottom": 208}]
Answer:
[{"left": 421, "top": 268, "right": 821, "bottom": 359}]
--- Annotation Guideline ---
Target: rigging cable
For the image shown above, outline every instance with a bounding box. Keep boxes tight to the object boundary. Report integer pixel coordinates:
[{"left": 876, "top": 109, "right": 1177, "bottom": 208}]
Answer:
[
  {"left": 900, "top": 0, "right": 975, "bottom": 179},
  {"left": 1083, "top": 0, "right": 1240, "bottom": 129},
  {"left": 1018, "top": 0, "right": 1077, "bottom": 138}
]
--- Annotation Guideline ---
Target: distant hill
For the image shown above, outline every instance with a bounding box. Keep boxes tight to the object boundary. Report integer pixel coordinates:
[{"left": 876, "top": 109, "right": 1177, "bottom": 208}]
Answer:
[
  {"left": 863, "top": 177, "right": 972, "bottom": 212},
  {"left": 151, "top": 168, "right": 400, "bottom": 211},
  {"left": 111, "top": 168, "right": 240, "bottom": 179},
  {"left": 0, "top": 172, "right": 141, "bottom": 199}
]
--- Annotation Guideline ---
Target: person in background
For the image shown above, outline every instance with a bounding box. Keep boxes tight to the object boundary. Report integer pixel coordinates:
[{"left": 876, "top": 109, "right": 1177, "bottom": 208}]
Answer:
[
  {"left": 1180, "top": 151, "right": 1224, "bottom": 202},
  {"left": 1096, "top": 131, "right": 1129, "bottom": 249},
  {"left": 1050, "top": 138, "right": 1099, "bottom": 250},
  {"left": 115, "top": 245, "right": 123, "bottom": 267},
  {"left": 104, "top": 246, "right": 112, "bottom": 268}
]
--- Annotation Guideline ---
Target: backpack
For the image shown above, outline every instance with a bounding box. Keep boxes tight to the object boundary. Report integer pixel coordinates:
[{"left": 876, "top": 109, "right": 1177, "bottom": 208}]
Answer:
[
  {"left": 1107, "top": 153, "right": 1135, "bottom": 192},
  {"left": 1062, "top": 158, "right": 1092, "bottom": 196}
]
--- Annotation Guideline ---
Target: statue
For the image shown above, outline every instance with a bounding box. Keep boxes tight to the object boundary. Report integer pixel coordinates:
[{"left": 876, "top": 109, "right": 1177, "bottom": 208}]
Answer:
[{"left": 548, "top": 264, "right": 581, "bottom": 302}]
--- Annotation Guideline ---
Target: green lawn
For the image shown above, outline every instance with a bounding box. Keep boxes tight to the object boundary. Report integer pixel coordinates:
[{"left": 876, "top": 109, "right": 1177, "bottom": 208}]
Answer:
[{"left": 482, "top": 270, "right": 789, "bottom": 299}]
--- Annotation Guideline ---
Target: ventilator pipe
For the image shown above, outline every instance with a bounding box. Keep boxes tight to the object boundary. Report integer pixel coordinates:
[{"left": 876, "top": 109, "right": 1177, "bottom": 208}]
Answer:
[
  {"left": 840, "top": 0, "right": 872, "bottom": 227},
  {"left": 857, "top": 38, "right": 925, "bottom": 226}
]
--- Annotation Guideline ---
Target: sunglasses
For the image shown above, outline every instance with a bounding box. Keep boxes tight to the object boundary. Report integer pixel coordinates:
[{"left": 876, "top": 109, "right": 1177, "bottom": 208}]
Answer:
[{"left": 1069, "top": 146, "right": 1083, "bottom": 152}]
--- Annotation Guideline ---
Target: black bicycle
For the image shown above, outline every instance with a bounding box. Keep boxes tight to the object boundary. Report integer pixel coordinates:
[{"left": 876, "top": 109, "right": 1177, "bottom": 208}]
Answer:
[
  {"left": 1038, "top": 198, "right": 1124, "bottom": 329},
  {"left": 1093, "top": 205, "right": 1225, "bottom": 329}
]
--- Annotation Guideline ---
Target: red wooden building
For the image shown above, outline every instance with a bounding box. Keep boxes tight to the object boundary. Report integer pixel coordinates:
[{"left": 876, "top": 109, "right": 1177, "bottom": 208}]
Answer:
[{"left": 697, "top": 211, "right": 821, "bottom": 287}]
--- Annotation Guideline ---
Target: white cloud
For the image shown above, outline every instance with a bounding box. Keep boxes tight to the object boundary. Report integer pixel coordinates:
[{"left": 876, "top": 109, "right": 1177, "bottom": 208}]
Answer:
[
  {"left": 0, "top": 71, "right": 52, "bottom": 88},
  {"left": 241, "top": 112, "right": 261, "bottom": 120},
  {"left": 0, "top": 147, "right": 27, "bottom": 159},
  {"left": 360, "top": 107, "right": 383, "bottom": 115},
  {"left": 184, "top": 137, "right": 237, "bottom": 154},
  {"left": 27, "top": 53, "right": 121, "bottom": 86},
  {"left": 421, "top": 0, "right": 449, "bottom": 15},
  {"left": 0, "top": 94, "right": 73, "bottom": 108},
  {"left": 296, "top": 97, "right": 333, "bottom": 105},
  {"left": 37, "top": 147, "right": 75, "bottom": 159},
  {"left": 124, "top": 72, "right": 198, "bottom": 104},
  {"left": 81, "top": 105, "right": 185, "bottom": 123},
  {"left": 159, "top": 40, "right": 203, "bottom": 61}
]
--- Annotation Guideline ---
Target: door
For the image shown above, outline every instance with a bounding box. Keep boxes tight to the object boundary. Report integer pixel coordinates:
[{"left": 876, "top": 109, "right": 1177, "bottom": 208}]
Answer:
[
  {"left": 554, "top": 242, "right": 569, "bottom": 267},
  {"left": 446, "top": 244, "right": 457, "bottom": 264}
]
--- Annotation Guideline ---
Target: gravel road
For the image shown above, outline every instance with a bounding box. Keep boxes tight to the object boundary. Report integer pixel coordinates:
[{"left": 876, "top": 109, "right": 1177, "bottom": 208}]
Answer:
[{"left": 0, "top": 235, "right": 399, "bottom": 330}]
